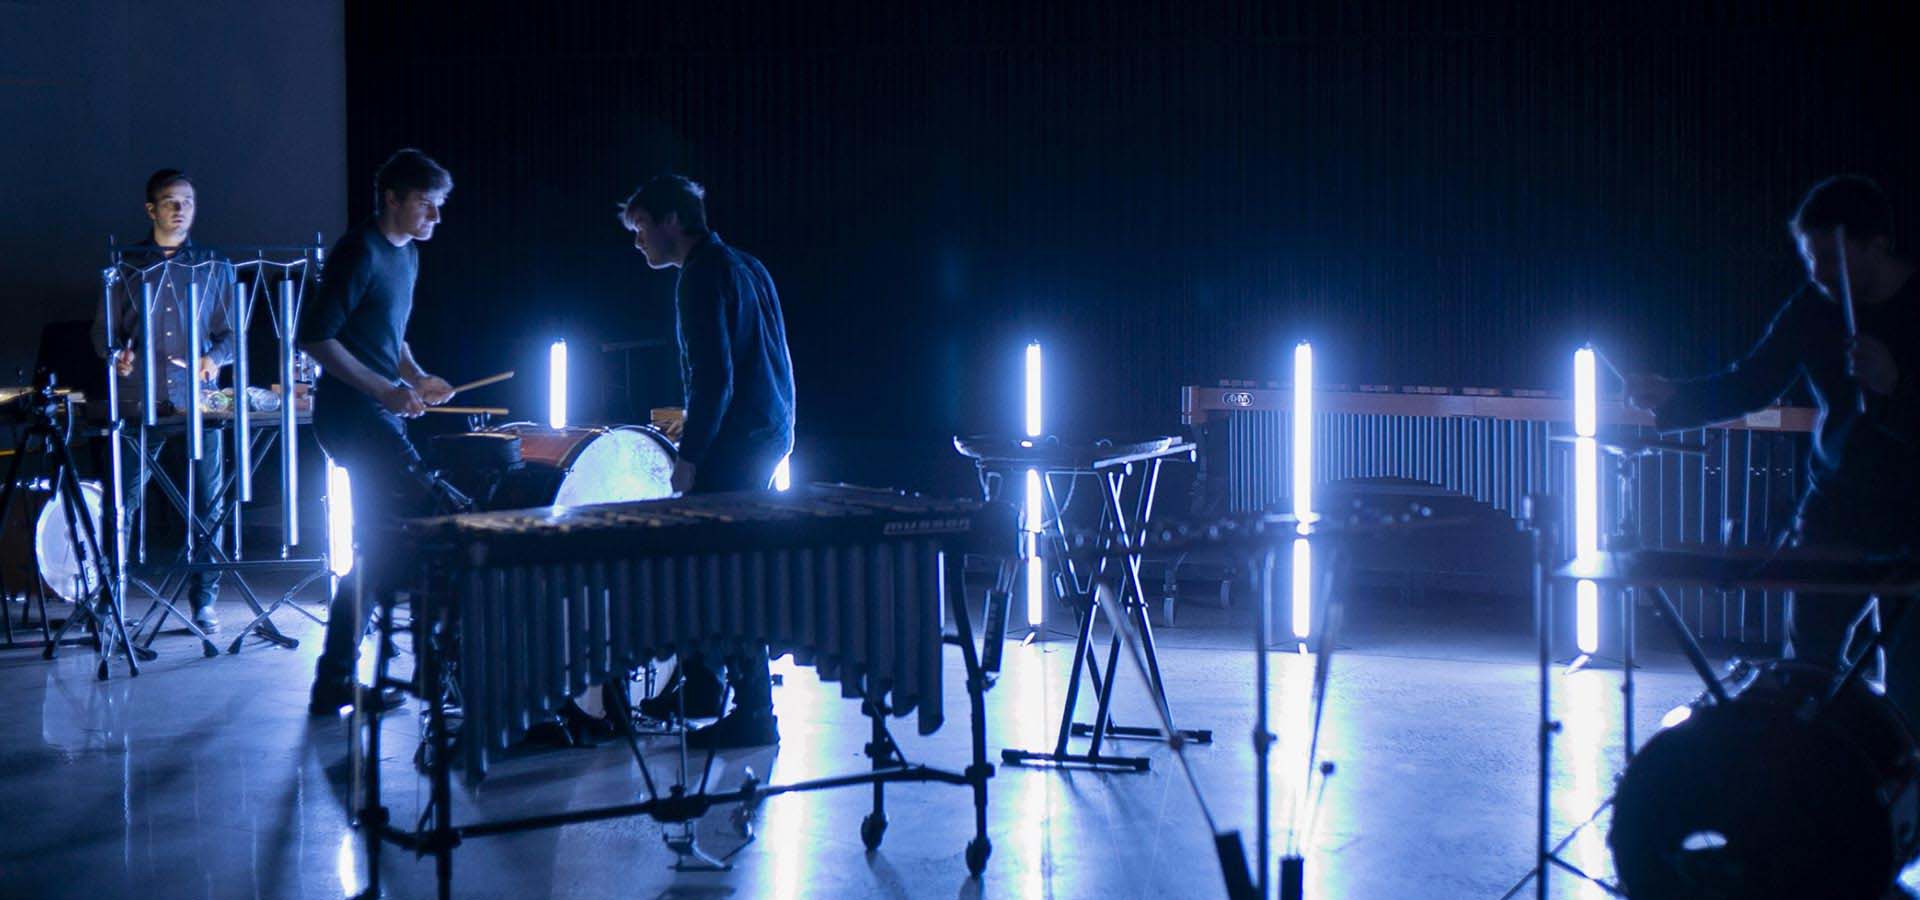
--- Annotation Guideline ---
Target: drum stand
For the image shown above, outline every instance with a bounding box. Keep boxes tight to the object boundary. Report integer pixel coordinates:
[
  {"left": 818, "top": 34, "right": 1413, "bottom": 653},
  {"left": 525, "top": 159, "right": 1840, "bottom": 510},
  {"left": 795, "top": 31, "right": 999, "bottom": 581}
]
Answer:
[{"left": 0, "top": 385, "right": 140, "bottom": 678}]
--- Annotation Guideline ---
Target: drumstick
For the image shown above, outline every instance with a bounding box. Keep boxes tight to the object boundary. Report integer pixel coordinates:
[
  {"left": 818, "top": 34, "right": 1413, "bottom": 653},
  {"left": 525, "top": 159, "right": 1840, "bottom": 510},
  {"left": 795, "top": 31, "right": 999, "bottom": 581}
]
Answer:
[
  {"left": 450, "top": 371, "right": 514, "bottom": 395},
  {"left": 1835, "top": 226, "right": 1867, "bottom": 414},
  {"left": 426, "top": 406, "right": 509, "bottom": 416}
]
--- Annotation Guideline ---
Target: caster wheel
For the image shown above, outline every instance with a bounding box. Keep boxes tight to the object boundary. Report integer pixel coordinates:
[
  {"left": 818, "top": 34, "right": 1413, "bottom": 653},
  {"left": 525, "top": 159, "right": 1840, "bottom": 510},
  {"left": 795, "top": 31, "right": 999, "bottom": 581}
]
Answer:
[
  {"left": 965, "top": 837, "right": 991, "bottom": 874},
  {"left": 860, "top": 813, "right": 887, "bottom": 850}
]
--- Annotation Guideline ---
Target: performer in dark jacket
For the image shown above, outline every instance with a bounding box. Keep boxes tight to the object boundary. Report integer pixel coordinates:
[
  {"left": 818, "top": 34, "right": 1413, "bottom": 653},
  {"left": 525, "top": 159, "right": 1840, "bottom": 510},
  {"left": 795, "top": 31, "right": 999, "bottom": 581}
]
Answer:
[
  {"left": 621, "top": 174, "right": 796, "bottom": 748},
  {"left": 94, "top": 169, "right": 237, "bottom": 632},
  {"left": 1626, "top": 174, "right": 1920, "bottom": 720}
]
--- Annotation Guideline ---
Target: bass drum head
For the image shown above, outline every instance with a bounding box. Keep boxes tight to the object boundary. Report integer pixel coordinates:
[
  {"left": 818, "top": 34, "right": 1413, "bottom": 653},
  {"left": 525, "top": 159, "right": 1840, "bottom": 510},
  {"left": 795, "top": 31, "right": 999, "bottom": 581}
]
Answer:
[
  {"left": 487, "top": 425, "right": 677, "bottom": 509},
  {"left": 552, "top": 426, "right": 676, "bottom": 506},
  {"left": 1609, "top": 663, "right": 1918, "bottom": 900},
  {"left": 34, "top": 481, "right": 104, "bottom": 602}
]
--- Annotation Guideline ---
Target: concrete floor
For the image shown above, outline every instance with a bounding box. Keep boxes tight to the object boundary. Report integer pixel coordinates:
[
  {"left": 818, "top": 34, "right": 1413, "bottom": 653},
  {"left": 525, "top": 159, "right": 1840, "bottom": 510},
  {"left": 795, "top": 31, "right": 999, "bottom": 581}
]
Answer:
[{"left": 0, "top": 584, "right": 1909, "bottom": 899}]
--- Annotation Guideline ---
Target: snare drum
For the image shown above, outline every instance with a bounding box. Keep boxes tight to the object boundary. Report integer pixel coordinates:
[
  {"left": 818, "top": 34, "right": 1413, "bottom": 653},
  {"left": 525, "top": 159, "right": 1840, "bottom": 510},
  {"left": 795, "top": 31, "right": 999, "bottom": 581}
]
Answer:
[{"left": 437, "top": 423, "right": 677, "bottom": 511}]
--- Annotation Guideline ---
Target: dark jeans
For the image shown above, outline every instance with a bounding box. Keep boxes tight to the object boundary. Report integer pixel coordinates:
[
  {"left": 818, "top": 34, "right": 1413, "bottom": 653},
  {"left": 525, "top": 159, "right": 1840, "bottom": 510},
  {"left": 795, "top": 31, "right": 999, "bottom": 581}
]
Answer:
[
  {"left": 680, "top": 442, "right": 789, "bottom": 714},
  {"left": 116, "top": 432, "right": 224, "bottom": 610},
  {"left": 1787, "top": 487, "right": 1920, "bottom": 725},
  {"left": 310, "top": 384, "right": 440, "bottom": 684}
]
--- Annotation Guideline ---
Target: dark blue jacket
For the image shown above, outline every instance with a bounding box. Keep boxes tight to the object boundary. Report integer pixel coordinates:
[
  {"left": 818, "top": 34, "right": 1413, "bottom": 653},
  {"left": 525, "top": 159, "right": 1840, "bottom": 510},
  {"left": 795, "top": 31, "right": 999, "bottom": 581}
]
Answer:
[{"left": 675, "top": 233, "right": 795, "bottom": 466}]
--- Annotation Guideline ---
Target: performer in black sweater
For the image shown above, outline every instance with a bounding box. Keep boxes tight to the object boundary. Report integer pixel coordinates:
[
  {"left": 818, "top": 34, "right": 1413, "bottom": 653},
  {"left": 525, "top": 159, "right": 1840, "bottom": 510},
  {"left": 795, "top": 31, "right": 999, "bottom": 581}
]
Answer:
[
  {"left": 621, "top": 174, "right": 797, "bottom": 748},
  {"left": 299, "top": 149, "right": 459, "bottom": 715},
  {"left": 1627, "top": 175, "right": 1920, "bottom": 720}
]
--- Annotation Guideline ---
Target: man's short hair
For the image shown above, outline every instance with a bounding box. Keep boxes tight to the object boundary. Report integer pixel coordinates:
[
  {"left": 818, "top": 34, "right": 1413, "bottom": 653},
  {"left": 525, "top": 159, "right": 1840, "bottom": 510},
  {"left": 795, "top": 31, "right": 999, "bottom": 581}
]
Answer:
[
  {"left": 1791, "top": 175, "right": 1894, "bottom": 245},
  {"left": 145, "top": 169, "right": 193, "bottom": 204},
  {"left": 374, "top": 148, "right": 453, "bottom": 209},
  {"left": 619, "top": 175, "right": 710, "bottom": 235}
]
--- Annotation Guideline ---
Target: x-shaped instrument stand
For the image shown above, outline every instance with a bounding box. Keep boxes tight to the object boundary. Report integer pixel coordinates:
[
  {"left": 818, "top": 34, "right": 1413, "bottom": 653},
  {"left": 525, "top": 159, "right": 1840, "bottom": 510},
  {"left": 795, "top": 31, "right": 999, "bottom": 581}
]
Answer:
[
  {"left": 958, "top": 436, "right": 1210, "bottom": 773},
  {"left": 122, "top": 421, "right": 325, "bottom": 654}
]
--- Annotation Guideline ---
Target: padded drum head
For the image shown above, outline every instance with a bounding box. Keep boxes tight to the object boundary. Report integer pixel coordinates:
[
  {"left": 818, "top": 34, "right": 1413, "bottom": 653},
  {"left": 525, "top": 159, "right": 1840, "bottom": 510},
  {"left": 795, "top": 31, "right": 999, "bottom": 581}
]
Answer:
[
  {"left": 1609, "top": 665, "right": 1910, "bottom": 900},
  {"left": 551, "top": 427, "right": 676, "bottom": 506},
  {"left": 34, "top": 481, "right": 102, "bottom": 602}
]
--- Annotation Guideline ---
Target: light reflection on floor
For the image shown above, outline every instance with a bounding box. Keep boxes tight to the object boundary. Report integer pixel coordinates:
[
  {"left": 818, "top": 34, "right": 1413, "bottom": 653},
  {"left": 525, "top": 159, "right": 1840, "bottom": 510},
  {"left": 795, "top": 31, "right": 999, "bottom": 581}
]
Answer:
[{"left": 13, "top": 594, "right": 1917, "bottom": 898}]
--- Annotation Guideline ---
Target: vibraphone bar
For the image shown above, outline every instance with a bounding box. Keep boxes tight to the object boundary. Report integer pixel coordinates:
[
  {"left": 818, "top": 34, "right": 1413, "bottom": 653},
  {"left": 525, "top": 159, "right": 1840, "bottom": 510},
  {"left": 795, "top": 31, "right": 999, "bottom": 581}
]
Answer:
[
  {"left": 1184, "top": 384, "right": 1815, "bottom": 649},
  {"left": 355, "top": 484, "right": 1015, "bottom": 899}
]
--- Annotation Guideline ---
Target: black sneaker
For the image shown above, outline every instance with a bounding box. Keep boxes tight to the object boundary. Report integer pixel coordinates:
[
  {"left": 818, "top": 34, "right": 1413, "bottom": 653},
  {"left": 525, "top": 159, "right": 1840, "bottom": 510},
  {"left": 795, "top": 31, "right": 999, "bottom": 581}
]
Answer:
[
  {"left": 308, "top": 678, "right": 407, "bottom": 717},
  {"left": 687, "top": 710, "right": 779, "bottom": 750},
  {"left": 638, "top": 675, "right": 725, "bottom": 720},
  {"left": 191, "top": 605, "right": 219, "bottom": 635}
]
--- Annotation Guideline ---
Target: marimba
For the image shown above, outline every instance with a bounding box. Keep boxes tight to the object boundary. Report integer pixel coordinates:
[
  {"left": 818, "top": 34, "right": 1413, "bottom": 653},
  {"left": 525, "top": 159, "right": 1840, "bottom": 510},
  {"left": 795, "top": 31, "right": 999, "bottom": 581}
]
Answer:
[{"left": 353, "top": 483, "right": 1016, "bottom": 899}]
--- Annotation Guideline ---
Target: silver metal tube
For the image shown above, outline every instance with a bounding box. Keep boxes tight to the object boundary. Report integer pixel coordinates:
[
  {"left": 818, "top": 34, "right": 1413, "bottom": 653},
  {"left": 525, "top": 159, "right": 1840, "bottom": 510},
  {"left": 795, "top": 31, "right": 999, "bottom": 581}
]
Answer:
[
  {"left": 235, "top": 268, "right": 252, "bottom": 503},
  {"left": 188, "top": 280, "right": 204, "bottom": 461},
  {"left": 141, "top": 281, "right": 158, "bottom": 427},
  {"left": 280, "top": 278, "right": 299, "bottom": 549}
]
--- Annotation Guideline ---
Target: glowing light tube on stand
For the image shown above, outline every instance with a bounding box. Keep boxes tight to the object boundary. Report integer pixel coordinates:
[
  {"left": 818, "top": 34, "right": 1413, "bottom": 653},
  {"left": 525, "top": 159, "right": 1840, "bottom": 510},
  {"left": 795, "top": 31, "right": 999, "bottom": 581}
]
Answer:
[
  {"left": 548, "top": 339, "right": 568, "bottom": 429},
  {"left": 1574, "top": 346, "right": 1600, "bottom": 655},
  {"left": 1025, "top": 341, "right": 1044, "bottom": 629},
  {"left": 1291, "top": 341, "right": 1314, "bottom": 639},
  {"left": 326, "top": 461, "right": 354, "bottom": 578}
]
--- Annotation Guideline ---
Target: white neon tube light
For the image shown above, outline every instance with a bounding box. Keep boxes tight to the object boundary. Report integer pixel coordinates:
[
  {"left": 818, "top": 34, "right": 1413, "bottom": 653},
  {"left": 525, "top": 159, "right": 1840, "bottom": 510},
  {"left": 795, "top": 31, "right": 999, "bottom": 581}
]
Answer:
[
  {"left": 1291, "top": 341, "right": 1315, "bottom": 639},
  {"left": 1574, "top": 346, "right": 1600, "bottom": 655},
  {"left": 326, "top": 460, "right": 354, "bottom": 578},
  {"left": 549, "top": 339, "right": 569, "bottom": 429}
]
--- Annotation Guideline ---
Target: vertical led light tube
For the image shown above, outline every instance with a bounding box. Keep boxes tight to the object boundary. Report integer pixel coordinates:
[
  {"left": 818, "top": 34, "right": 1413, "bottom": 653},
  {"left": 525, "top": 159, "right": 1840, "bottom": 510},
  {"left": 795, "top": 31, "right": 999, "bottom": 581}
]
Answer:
[
  {"left": 326, "top": 460, "right": 354, "bottom": 578},
  {"left": 1025, "top": 340, "right": 1044, "bottom": 628},
  {"left": 548, "top": 339, "right": 568, "bottom": 429},
  {"left": 1291, "top": 341, "right": 1314, "bottom": 638},
  {"left": 1573, "top": 346, "right": 1600, "bottom": 655},
  {"left": 1024, "top": 341, "right": 1043, "bottom": 439}
]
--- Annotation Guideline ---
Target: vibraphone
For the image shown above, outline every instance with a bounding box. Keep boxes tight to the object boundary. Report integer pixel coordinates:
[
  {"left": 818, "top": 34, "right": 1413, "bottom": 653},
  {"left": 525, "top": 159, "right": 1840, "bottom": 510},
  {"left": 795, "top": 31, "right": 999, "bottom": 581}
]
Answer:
[
  {"left": 1184, "top": 383, "right": 1817, "bottom": 650},
  {"left": 353, "top": 484, "right": 1016, "bottom": 899}
]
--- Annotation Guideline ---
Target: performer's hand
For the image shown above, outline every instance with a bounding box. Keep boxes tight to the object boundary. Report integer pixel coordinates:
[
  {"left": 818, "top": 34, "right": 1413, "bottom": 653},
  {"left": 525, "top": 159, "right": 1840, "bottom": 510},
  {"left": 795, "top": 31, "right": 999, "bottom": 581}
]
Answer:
[
  {"left": 414, "top": 375, "right": 455, "bottom": 406},
  {"left": 114, "top": 349, "right": 136, "bottom": 377},
  {"left": 1623, "top": 373, "right": 1675, "bottom": 412},
  {"left": 671, "top": 460, "right": 697, "bottom": 494},
  {"left": 1847, "top": 335, "right": 1898, "bottom": 396},
  {"left": 197, "top": 355, "right": 219, "bottom": 385},
  {"left": 381, "top": 384, "right": 427, "bottom": 418}
]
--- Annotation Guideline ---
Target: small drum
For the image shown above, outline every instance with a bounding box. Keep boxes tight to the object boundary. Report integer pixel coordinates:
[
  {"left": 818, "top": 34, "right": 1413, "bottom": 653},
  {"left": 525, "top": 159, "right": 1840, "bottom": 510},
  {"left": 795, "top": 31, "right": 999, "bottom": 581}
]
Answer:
[
  {"left": 433, "top": 424, "right": 676, "bottom": 511},
  {"left": 1, "top": 479, "right": 104, "bottom": 603},
  {"left": 1609, "top": 661, "right": 1920, "bottom": 900}
]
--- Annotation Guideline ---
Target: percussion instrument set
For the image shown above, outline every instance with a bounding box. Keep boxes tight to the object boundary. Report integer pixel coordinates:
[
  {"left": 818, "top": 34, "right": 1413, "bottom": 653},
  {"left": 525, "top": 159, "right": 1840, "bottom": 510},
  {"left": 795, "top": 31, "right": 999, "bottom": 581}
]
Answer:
[
  {"left": 350, "top": 483, "right": 1016, "bottom": 898},
  {"left": 1522, "top": 504, "right": 1920, "bottom": 900}
]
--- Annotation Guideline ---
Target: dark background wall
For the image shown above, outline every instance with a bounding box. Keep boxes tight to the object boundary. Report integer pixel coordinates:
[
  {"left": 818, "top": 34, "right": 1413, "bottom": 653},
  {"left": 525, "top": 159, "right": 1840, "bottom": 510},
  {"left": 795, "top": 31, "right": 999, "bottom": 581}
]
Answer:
[
  {"left": 332, "top": 2, "right": 1907, "bottom": 495},
  {"left": 0, "top": 0, "right": 348, "bottom": 385}
]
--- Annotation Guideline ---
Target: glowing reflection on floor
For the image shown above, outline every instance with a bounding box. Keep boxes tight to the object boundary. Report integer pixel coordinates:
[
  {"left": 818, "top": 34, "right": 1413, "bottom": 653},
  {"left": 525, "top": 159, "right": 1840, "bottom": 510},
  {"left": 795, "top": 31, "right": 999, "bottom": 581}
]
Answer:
[{"left": 1558, "top": 670, "right": 1619, "bottom": 897}]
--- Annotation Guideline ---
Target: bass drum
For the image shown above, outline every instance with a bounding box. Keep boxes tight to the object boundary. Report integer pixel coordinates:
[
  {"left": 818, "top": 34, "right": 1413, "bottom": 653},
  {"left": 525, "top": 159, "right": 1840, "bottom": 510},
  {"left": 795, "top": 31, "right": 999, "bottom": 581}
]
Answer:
[
  {"left": 487, "top": 424, "right": 677, "bottom": 509},
  {"left": 0, "top": 480, "right": 104, "bottom": 603},
  {"left": 1609, "top": 661, "right": 1920, "bottom": 900}
]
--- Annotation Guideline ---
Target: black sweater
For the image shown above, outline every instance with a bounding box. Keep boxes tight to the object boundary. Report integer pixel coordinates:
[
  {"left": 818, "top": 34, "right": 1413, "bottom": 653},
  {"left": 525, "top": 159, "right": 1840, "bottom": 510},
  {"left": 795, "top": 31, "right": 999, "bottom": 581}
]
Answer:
[
  {"left": 1655, "top": 274, "right": 1920, "bottom": 509},
  {"left": 297, "top": 218, "right": 418, "bottom": 382}
]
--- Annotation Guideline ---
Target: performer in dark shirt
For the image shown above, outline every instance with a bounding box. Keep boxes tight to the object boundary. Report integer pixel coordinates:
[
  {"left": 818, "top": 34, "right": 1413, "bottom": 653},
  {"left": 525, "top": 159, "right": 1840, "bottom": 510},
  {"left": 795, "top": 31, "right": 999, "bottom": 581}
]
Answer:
[
  {"left": 621, "top": 174, "right": 796, "bottom": 748},
  {"left": 92, "top": 169, "right": 237, "bottom": 633},
  {"left": 1627, "top": 175, "right": 1920, "bottom": 719},
  {"left": 298, "top": 149, "right": 458, "bottom": 715}
]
